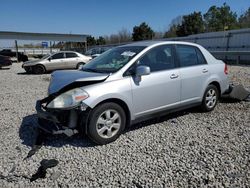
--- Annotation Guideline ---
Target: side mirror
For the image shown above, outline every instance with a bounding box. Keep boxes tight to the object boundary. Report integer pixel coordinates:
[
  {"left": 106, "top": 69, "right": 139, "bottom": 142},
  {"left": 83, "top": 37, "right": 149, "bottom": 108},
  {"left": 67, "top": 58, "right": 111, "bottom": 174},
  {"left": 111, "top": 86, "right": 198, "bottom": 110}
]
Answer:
[
  {"left": 48, "top": 57, "right": 51, "bottom": 61},
  {"left": 136, "top": 65, "right": 150, "bottom": 76}
]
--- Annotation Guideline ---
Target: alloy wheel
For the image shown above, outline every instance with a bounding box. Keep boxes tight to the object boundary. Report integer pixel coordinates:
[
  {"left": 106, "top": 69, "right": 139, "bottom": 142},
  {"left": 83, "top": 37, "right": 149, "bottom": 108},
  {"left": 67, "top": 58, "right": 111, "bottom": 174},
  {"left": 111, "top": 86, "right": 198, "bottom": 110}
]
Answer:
[
  {"left": 205, "top": 88, "right": 217, "bottom": 109},
  {"left": 96, "top": 109, "right": 121, "bottom": 139}
]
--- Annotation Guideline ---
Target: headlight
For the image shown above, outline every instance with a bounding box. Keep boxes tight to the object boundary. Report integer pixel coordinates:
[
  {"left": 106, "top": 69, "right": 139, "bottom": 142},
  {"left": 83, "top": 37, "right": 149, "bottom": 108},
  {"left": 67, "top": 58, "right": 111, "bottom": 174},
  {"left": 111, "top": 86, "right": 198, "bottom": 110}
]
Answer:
[{"left": 47, "top": 88, "right": 89, "bottom": 109}]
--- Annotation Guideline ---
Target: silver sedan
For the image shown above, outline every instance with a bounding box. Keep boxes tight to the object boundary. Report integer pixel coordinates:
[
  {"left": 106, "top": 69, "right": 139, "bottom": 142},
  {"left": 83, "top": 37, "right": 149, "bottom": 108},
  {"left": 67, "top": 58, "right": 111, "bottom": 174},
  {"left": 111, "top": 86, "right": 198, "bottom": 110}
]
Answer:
[
  {"left": 36, "top": 41, "right": 229, "bottom": 144},
  {"left": 22, "top": 51, "right": 92, "bottom": 74}
]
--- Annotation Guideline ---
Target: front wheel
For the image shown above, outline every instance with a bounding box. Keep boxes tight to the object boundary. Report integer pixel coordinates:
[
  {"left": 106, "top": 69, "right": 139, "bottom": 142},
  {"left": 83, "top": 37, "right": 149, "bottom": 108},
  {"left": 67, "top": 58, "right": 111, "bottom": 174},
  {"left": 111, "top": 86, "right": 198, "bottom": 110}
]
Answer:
[
  {"left": 87, "top": 102, "right": 126, "bottom": 145},
  {"left": 201, "top": 85, "right": 219, "bottom": 112},
  {"left": 24, "top": 66, "right": 33, "bottom": 73},
  {"left": 33, "top": 65, "right": 46, "bottom": 74},
  {"left": 76, "top": 62, "right": 85, "bottom": 69}
]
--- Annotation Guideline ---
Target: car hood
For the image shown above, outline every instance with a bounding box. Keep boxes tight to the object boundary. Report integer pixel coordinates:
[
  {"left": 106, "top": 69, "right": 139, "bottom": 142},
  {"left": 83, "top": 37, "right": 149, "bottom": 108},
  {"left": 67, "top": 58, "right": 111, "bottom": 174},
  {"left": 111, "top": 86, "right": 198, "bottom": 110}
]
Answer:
[
  {"left": 23, "top": 59, "right": 41, "bottom": 66},
  {"left": 48, "top": 70, "right": 109, "bottom": 95}
]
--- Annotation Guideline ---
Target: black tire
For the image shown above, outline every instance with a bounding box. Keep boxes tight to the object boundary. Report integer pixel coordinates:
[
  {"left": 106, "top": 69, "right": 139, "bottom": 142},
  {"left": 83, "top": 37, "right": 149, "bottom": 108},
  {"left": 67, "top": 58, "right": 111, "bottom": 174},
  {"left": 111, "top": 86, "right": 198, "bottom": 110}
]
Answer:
[
  {"left": 76, "top": 62, "right": 85, "bottom": 69},
  {"left": 24, "top": 66, "right": 33, "bottom": 74},
  {"left": 201, "top": 84, "right": 219, "bottom": 112},
  {"left": 33, "top": 65, "right": 46, "bottom": 74},
  {"left": 87, "top": 102, "right": 126, "bottom": 145}
]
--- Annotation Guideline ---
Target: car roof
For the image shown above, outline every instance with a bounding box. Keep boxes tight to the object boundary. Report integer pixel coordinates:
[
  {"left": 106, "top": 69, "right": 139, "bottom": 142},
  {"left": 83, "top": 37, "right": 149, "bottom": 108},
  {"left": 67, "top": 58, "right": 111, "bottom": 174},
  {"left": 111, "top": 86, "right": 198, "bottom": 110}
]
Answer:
[
  {"left": 121, "top": 40, "right": 200, "bottom": 47},
  {"left": 55, "top": 51, "right": 80, "bottom": 53}
]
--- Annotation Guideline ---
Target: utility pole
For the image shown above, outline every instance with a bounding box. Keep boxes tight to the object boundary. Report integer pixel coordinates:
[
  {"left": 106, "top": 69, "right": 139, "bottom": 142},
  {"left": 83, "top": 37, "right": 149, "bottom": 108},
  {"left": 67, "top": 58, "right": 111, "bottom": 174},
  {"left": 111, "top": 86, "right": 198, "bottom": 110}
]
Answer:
[
  {"left": 15, "top": 40, "right": 19, "bottom": 62},
  {"left": 50, "top": 41, "right": 52, "bottom": 53}
]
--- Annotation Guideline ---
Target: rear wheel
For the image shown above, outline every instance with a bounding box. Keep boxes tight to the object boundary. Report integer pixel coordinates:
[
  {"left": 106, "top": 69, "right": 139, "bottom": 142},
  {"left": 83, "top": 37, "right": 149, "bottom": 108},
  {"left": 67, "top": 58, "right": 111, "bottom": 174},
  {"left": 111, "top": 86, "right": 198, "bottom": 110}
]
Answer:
[
  {"left": 33, "top": 65, "right": 46, "bottom": 74},
  {"left": 201, "top": 85, "right": 219, "bottom": 112},
  {"left": 87, "top": 102, "right": 126, "bottom": 145}
]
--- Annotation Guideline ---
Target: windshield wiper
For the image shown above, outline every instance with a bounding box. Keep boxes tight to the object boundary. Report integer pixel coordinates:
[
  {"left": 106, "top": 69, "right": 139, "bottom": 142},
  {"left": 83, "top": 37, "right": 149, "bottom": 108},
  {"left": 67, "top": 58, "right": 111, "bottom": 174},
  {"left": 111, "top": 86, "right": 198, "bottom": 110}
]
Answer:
[{"left": 82, "top": 68, "right": 107, "bottom": 73}]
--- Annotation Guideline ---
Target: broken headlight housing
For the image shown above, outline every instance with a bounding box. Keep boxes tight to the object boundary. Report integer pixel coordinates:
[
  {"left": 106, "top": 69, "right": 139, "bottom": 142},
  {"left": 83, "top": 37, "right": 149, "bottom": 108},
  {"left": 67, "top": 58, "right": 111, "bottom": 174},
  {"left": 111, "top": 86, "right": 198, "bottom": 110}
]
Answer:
[{"left": 47, "top": 88, "right": 89, "bottom": 109}]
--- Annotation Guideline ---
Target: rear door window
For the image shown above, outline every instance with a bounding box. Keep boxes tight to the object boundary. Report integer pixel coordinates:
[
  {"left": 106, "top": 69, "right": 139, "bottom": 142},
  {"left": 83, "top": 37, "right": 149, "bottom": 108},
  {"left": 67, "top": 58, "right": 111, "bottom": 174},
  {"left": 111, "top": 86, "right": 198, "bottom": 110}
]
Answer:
[
  {"left": 66, "top": 52, "right": 78, "bottom": 58},
  {"left": 176, "top": 45, "right": 199, "bottom": 67}
]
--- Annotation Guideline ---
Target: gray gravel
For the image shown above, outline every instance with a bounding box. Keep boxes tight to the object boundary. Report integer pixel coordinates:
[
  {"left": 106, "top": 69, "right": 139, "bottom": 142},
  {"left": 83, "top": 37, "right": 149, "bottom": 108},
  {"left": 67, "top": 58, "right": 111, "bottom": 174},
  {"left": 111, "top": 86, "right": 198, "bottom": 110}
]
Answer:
[{"left": 0, "top": 64, "right": 249, "bottom": 187}]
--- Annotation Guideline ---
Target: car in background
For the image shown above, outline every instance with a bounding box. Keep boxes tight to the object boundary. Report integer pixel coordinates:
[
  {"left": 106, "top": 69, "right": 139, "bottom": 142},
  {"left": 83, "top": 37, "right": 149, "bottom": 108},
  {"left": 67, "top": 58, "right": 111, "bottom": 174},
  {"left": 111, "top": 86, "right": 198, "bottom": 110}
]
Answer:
[
  {"left": 36, "top": 41, "right": 229, "bottom": 145},
  {"left": 0, "top": 49, "right": 28, "bottom": 62},
  {"left": 0, "top": 55, "right": 12, "bottom": 68},
  {"left": 85, "top": 47, "right": 112, "bottom": 58},
  {"left": 22, "top": 51, "right": 92, "bottom": 74}
]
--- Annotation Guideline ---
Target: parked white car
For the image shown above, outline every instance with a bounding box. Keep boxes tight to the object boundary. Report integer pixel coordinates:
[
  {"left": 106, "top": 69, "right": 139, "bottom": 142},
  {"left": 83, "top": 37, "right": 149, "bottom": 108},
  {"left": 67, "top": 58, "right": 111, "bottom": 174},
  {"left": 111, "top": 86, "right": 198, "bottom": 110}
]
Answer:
[{"left": 22, "top": 51, "right": 92, "bottom": 74}]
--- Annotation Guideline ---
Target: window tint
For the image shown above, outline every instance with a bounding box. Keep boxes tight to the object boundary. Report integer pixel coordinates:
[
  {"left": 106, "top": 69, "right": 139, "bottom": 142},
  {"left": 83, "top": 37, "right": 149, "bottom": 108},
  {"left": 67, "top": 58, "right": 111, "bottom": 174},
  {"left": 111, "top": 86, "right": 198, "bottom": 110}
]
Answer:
[
  {"left": 196, "top": 48, "right": 207, "bottom": 65},
  {"left": 176, "top": 45, "right": 198, "bottom": 67},
  {"left": 51, "top": 53, "right": 64, "bottom": 60},
  {"left": 66, "top": 52, "right": 78, "bottom": 58},
  {"left": 138, "top": 45, "right": 175, "bottom": 72}
]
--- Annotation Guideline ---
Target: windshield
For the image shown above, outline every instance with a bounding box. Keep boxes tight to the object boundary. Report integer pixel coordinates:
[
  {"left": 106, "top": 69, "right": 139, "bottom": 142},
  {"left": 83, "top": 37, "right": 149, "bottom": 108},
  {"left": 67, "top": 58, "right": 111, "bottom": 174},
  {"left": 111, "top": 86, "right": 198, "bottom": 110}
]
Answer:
[
  {"left": 41, "top": 54, "right": 51, "bottom": 60},
  {"left": 82, "top": 46, "right": 146, "bottom": 73}
]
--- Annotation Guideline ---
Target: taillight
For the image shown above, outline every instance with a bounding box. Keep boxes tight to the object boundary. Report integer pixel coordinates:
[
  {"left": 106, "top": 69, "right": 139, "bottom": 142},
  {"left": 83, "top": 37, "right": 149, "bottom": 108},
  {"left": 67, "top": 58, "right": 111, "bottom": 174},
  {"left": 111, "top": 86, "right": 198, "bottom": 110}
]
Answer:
[{"left": 224, "top": 64, "right": 228, "bottom": 75}]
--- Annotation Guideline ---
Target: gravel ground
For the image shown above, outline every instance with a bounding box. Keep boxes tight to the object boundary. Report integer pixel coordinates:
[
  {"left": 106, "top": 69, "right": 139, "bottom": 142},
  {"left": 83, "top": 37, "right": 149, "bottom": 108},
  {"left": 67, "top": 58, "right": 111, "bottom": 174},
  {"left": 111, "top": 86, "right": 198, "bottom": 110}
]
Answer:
[{"left": 0, "top": 64, "right": 249, "bottom": 187}]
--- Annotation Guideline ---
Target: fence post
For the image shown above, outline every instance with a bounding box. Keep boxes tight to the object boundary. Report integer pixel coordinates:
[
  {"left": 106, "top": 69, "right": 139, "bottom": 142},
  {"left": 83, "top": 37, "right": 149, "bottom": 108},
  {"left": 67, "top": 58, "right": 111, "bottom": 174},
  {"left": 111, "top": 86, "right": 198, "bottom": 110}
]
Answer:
[
  {"left": 237, "top": 55, "right": 240, "bottom": 64},
  {"left": 225, "top": 33, "right": 231, "bottom": 63},
  {"left": 15, "top": 40, "right": 19, "bottom": 62}
]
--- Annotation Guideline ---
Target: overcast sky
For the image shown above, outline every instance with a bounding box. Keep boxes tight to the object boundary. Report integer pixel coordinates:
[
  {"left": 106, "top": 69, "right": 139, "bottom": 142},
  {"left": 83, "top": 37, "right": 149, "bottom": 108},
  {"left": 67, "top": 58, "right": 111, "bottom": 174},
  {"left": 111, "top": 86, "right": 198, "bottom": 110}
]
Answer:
[{"left": 0, "top": 0, "right": 249, "bottom": 47}]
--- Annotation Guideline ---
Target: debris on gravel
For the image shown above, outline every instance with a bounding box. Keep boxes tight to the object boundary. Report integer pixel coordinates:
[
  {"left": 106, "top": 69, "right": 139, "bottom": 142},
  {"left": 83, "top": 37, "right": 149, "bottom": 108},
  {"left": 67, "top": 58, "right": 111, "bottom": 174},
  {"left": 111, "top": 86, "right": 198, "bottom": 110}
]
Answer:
[{"left": 0, "top": 63, "right": 249, "bottom": 187}]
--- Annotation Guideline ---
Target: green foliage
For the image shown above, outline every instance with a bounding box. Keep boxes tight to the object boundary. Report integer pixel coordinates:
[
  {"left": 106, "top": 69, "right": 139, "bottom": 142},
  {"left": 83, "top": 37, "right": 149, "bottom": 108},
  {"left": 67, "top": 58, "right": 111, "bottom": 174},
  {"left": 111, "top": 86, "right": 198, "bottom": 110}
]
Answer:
[
  {"left": 164, "top": 25, "right": 178, "bottom": 38},
  {"left": 87, "top": 35, "right": 96, "bottom": 46},
  {"left": 238, "top": 8, "right": 250, "bottom": 28},
  {"left": 96, "top": 36, "right": 106, "bottom": 45},
  {"left": 176, "top": 12, "right": 204, "bottom": 37},
  {"left": 203, "top": 3, "right": 238, "bottom": 31},
  {"left": 132, "top": 22, "right": 155, "bottom": 41}
]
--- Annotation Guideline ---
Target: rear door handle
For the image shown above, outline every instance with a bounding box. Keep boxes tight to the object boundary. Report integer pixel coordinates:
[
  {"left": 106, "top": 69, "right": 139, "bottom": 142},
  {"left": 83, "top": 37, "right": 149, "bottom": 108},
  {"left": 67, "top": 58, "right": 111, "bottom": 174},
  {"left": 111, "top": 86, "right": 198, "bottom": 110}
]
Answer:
[
  {"left": 202, "top": 69, "right": 208, "bottom": 73},
  {"left": 170, "top": 74, "right": 179, "bottom": 79}
]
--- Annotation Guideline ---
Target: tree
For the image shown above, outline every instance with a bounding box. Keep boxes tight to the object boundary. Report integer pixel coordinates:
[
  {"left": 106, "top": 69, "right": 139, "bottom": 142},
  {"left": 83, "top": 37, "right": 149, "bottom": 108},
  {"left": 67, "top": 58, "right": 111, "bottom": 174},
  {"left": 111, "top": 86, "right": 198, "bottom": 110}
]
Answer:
[
  {"left": 109, "top": 34, "right": 120, "bottom": 44},
  {"left": 132, "top": 22, "right": 154, "bottom": 41},
  {"left": 164, "top": 16, "right": 183, "bottom": 38},
  {"left": 153, "top": 31, "right": 164, "bottom": 39},
  {"left": 118, "top": 28, "right": 132, "bottom": 43},
  {"left": 96, "top": 36, "right": 106, "bottom": 45},
  {"left": 164, "top": 24, "right": 178, "bottom": 38},
  {"left": 238, "top": 8, "right": 250, "bottom": 28},
  {"left": 204, "top": 3, "right": 238, "bottom": 32},
  {"left": 176, "top": 11, "right": 204, "bottom": 37},
  {"left": 87, "top": 35, "right": 96, "bottom": 46}
]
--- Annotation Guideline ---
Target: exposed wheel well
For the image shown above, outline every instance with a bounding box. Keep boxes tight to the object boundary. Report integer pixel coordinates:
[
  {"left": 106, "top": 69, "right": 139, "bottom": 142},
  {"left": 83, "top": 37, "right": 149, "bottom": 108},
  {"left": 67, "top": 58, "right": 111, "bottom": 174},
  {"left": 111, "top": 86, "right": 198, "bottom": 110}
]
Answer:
[
  {"left": 76, "top": 62, "right": 85, "bottom": 69},
  {"left": 209, "top": 81, "right": 221, "bottom": 97},
  {"left": 95, "top": 98, "right": 131, "bottom": 127}
]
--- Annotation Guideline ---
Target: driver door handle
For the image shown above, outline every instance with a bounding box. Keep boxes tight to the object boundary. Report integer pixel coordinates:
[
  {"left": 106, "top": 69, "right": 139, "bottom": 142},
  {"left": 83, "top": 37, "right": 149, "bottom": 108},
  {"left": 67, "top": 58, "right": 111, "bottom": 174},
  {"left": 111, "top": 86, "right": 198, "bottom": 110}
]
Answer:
[
  {"left": 202, "top": 69, "right": 208, "bottom": 73},
  {"left": 170, "top": 74, "right": 179, "bottom": 79}
]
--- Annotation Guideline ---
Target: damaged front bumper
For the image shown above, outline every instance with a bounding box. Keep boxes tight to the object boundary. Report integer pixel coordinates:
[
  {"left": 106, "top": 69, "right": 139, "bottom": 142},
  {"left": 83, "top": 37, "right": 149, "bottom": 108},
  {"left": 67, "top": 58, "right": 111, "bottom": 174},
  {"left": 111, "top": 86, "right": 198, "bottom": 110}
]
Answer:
[{"left": 36, "top": 97, "right": 90, "bottom": 136}]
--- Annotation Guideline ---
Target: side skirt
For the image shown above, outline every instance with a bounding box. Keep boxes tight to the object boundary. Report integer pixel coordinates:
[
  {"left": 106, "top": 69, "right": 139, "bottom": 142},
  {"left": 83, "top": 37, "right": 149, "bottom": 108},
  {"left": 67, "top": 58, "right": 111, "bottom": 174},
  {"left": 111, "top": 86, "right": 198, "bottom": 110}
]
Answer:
[{"left": 130, "top": 102, "right": 201, "bottom": 126}]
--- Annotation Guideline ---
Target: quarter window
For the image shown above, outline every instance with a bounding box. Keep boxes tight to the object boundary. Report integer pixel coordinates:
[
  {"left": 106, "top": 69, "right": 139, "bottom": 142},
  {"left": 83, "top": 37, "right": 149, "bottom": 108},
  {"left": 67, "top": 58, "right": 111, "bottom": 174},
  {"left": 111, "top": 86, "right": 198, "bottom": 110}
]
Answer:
[
  {"left": 196, "top": 48, "right": 207, "bottom": 65},
  {"left": 51, "top": 53, "right": 64, "bottom": 60},
  {"left": 66, "top": 52, "right": 78, "bottom": 58},
  {"left": 138, "top": 45, "right": 175, "bottom": 72}
]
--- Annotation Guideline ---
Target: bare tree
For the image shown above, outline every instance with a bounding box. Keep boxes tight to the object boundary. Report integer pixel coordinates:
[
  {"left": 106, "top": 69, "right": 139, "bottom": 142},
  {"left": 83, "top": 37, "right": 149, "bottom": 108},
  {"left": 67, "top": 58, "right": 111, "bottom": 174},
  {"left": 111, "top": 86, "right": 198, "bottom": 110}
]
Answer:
[{"left": 118, "top": 28, "right": 132, "bottom": 43}]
